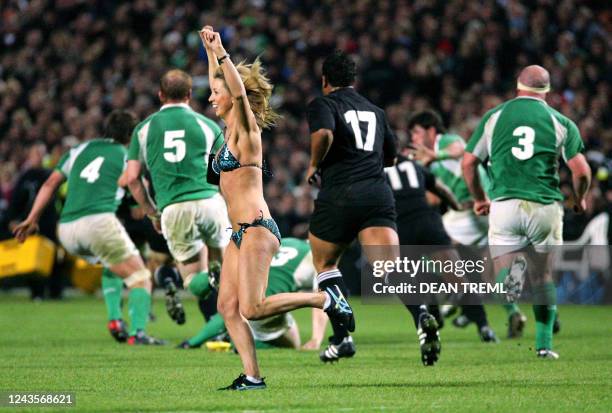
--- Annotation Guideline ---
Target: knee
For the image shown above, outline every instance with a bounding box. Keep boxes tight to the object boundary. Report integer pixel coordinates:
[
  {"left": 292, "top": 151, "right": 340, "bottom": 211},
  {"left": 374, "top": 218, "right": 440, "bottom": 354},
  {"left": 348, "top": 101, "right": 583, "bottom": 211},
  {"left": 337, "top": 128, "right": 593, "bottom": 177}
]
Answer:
[
  {"left": 239, "top": 302, "right": 264, "bottom": 321},
  {"left": 217, "top": 297, "right": 239, "bottom": 320}
]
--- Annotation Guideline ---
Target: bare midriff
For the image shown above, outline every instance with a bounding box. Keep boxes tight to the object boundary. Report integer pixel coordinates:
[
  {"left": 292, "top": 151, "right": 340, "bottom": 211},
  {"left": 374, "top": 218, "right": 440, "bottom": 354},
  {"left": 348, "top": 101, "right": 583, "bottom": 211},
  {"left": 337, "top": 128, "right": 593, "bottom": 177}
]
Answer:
[{"left": 219, "top": 166, "right": 271, "bottom": 231}]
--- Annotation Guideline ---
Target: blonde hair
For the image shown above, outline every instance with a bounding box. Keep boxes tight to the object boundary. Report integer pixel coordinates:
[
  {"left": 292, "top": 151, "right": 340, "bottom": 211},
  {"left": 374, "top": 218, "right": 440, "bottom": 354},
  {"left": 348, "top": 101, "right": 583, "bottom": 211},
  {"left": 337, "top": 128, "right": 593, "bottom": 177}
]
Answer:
[{"left": 214, "top": 58, "right": 280, "bottom": 129}]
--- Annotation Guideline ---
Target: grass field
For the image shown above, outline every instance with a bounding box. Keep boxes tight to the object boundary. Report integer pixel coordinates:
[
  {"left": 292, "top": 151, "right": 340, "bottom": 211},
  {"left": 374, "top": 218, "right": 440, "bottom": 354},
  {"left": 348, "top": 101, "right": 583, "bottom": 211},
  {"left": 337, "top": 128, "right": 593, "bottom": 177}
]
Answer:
[{"left": 0, "top": 295, "right": 610, "bottom": 412}]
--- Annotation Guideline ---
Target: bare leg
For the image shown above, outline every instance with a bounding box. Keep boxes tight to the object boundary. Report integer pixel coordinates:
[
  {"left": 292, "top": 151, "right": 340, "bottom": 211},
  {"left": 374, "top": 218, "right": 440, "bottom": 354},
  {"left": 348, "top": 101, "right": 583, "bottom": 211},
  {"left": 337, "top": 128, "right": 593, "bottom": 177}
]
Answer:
[
  {"left": 217, "top": 242, "right": 261, "bottom": 377},
  {"left": 110, "top": 254, "right": 151, "bottom": 290},
  {"left": 238, "top": 227, "right": 325, "bottom": 320}
]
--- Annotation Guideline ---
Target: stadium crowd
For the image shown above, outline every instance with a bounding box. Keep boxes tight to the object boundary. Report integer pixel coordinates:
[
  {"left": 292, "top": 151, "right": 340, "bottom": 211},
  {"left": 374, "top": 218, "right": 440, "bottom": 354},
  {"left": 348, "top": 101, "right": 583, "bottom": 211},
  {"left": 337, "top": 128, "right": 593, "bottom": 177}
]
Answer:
[{"left": 1, "top": 0, "right": 610, "bottom": 241}]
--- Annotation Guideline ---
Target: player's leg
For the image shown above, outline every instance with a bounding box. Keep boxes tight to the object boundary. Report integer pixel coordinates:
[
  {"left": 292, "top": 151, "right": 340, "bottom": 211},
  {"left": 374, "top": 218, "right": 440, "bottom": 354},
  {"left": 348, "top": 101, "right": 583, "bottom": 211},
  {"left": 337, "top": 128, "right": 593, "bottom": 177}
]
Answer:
[
  {"left": 216, "top": 241, "right": 265, "bottom": 388},
  {"left": 526, "top": 201, "right": 563, "bottom": 359},
  {"left": 178, "top": 312, "right": 227, "bottom": 349},
  {"left": 101, "top": 268, "right": 128, "bottom": 342},
  {"left": 237, "top": 227, "right": 326, "bottom": 320}
]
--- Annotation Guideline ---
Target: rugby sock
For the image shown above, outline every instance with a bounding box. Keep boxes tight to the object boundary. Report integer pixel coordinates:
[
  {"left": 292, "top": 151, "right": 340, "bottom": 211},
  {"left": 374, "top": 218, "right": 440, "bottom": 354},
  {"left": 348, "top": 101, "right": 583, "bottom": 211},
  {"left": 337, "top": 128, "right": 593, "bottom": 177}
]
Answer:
[
  {"left": 317, "top": 269, "right": 349, "bottom": 298},
  {"left": 154, "top": 265, "right": 181, "bottom": 288},
  {"left": 406, "top": 305, "right": 428, "bottom": 328},
  {"left": 318, "top": 269, "right": 351, "bottom": 344},
  {"left": 533, "top": 282, "right": 557, "bottom": 350},
  {"left": 102, "top": 268, "right": 123, "bottom": 321},
  {"left": 186, "top": 271, "right": 211, "bottom": 299},
  {"left": 128, "top": 288, "right": 151, "bottom": 336},
  {"left": 198, "top": 290, "right": 219, "bottom": 322},
  {"left": 187, "top": 313, "right": 226, "bottom": 347},
  {"left": 462, "top": 305, "right": 489, "bottom": 330},
  {"left": 246, "top": 375, "right": 262, "bottom": 383}
]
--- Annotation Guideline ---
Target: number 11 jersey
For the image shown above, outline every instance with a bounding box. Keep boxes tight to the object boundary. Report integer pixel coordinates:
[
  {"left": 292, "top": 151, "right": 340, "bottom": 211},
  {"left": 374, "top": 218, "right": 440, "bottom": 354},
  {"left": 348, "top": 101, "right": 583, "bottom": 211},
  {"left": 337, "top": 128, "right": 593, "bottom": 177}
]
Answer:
[{"left": 466, "top": 96, "right": 584, "bottom": 204}]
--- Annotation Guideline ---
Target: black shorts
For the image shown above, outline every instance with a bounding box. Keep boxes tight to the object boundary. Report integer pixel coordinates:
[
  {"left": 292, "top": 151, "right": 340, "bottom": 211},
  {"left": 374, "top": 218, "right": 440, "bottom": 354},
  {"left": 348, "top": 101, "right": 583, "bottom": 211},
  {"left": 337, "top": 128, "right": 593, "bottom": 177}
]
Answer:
[
  {"left": 309, "top": 199, "right": 397, "bottom": 244},
  {"left": 396, "top": 211, "right": 451, "bottom": 246}
]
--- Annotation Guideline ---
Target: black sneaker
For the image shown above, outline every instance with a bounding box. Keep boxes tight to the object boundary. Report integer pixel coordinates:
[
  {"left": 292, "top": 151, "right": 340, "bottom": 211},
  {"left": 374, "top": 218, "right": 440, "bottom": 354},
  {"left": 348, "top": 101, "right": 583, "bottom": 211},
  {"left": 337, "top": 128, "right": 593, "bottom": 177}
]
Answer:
[
  {"left": 176, "top": 340, "right": 201, "bottom": 349},
  {"left": 480, "top": 326, "right": 500, "bottom": 343},
  {"left": 218, "top": 374, "right": 266, "bottom": 391},
  {"left": 324, "top": 286, "right": 355, "bottom": 332},
  {"left": 107, "top": 319, "right": 128, "bottom": 343},
  {"left": 418, "top": 313, "right": 441, "bottom": 366},
  {"left": 507, "top": 311, "right": 527, "bottom": 338},
  {"left": 127, "top": 330, "right": 166, "bottom": 345},
  {"left": 164, "top": 280, "right": 186, "bottom": 325},
  {"left": 452, "top": 314, "right": 471, "bottom": 328},
  {"left": 320, "top": 336, "right": 356, "bottom": 363}
]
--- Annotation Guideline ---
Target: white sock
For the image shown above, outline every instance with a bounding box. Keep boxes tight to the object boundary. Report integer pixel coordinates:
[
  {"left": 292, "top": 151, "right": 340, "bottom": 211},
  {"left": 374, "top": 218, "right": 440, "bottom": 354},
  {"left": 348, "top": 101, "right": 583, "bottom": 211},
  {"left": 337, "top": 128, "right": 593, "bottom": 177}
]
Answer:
[
  {"left": 323, "top": 291, "right": 331, "bottom": 310},
  {"left": 246, "top": 375, "right": 262, "bottom": 383}
]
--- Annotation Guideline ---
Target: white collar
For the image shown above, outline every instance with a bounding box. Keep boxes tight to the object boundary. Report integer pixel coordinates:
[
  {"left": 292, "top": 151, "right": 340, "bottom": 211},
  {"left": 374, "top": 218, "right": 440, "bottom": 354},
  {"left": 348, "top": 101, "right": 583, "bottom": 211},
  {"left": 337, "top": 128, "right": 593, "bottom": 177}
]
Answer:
[
  {"left": 515, "top": 95, "right": 547, "bottom": 104},
  {"left": 159, "top": 102, "right": 191, "bottom": 111}
]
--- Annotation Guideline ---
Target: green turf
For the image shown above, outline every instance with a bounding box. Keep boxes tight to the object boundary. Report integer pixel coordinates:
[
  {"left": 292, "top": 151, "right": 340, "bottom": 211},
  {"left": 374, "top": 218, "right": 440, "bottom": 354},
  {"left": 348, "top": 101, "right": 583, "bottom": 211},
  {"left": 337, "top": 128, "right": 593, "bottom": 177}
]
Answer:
[{"left": 0, "top": 295, "right": 610, "bottom": 412}]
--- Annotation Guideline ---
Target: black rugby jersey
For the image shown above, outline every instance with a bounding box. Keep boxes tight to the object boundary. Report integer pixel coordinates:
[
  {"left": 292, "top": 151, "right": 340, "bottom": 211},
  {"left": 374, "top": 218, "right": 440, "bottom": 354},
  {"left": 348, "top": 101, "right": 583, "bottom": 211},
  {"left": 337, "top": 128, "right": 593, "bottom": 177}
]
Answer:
[
  {"left": 307, "top": 88, "right": 397, "bottom": 205},
  {"left": 384, "top": 154, "right": 436, "bottom": 219}
]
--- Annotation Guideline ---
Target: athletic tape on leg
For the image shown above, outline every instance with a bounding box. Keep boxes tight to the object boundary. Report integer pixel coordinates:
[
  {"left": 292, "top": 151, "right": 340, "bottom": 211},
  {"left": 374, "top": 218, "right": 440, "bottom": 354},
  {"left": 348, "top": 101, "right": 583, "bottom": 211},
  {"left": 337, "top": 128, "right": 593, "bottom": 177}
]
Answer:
[{"left": 124, "top": 269, "right": 151, "bottom": 288}]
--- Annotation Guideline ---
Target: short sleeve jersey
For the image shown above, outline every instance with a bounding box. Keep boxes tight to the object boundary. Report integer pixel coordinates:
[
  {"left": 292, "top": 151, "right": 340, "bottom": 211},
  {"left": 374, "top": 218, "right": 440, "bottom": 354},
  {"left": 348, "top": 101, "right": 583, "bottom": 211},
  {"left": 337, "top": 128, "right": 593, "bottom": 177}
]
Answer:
[
  {"left": 128, "top": 103, "right": 223, "bottom": 211},
  {"left": 385, "top": 154, "right": 436, "bottom": 219},
  {"left": 307, "top": 88, "right": 397, "bottom": 205},
  {"left": 466, "top": 97, "right": 584, "bottom": 204},
  {"left": 430, "top": 133, "right": 490, "bottom": 204},
  {"left": 55, "top": 139, "right": 126, "bottom": 223},
  {"left": 265, "top": 238, "right": 314, "bottom": 295}
]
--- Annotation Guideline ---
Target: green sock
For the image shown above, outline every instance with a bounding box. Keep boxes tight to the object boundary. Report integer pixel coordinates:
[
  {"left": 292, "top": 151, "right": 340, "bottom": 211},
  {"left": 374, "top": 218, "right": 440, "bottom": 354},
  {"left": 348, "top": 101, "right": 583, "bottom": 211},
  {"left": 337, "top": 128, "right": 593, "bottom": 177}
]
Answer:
[
  {"left": 102, "top": 268, "right": 124, "bottom": 321},
  {"left": 187, "top": 313, "right": 227, "bottom": 347},
  {"left": 188, "top": 271, "right": 211, "bottom": 299},
  {"left": 128, "top": 288, "right": 151, "bottom": 336},
  {"left": 503, "top": 303, "right": 520, "bottom": 316},
  {"left": 532, "top": 282, "right": 557, "bottom": 350}
]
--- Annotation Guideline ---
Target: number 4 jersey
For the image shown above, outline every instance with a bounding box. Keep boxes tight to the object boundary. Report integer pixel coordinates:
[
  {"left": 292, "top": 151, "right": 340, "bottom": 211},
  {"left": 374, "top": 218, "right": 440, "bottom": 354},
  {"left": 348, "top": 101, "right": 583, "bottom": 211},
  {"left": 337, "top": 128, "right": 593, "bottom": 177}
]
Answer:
[
  {"left": 128, "top": 103, "right": 223, "bottom": 211},
  {"left": 466, "top": 96, "right": 584, "bottom": 204},
  {"left": 55, "top": 139, "right": 127, "bottom": 223}
]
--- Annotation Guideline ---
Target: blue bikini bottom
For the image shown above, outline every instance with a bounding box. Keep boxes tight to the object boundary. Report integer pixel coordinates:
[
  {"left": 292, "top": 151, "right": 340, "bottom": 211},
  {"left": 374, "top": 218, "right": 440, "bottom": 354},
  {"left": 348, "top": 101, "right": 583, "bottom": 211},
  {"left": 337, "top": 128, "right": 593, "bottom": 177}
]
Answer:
[{"left": 230, "top": 211, "right": 281, "bottom": 249}]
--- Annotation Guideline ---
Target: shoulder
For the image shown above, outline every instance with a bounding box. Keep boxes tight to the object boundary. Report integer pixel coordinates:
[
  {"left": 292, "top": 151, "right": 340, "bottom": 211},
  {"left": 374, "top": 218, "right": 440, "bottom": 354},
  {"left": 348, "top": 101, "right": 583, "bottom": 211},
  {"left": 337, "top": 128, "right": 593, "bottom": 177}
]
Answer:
[
  {"left": 133, "top": 113, "right": 156, "bottom": 133},
  {"left": 547, "top": 105, "right": 578, "bottom": 129},
  {"left": 307, "top": 95, "right": 333, "bottom": 109}
]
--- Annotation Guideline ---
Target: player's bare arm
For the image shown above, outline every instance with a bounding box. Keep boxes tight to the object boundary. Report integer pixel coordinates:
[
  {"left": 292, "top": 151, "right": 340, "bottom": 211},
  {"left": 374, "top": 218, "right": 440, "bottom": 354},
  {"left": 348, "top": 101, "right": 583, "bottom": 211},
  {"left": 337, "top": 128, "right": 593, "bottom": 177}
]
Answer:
[
  {"left": 307, "top": 128, "right": 333, "bottom": 184},
  {"left": 13, "top": 170, "right": 65, "bottom": 242},
  {"left": 202, "top": 29, "right": 259, "bottom": 139},
  {"left": 302, "top": 307, "right": 329, "bottom": 350},
  {"left": 566, "top": 153, "right": 592, "bottom": 213},
  {"left": 461, "top": 151, "right": 489, "bottom": 215},
  {"left": 431, "top": 178, "right": 462, "bottom": 211},
  {"left": 199, "top": 26, "right": 219, "bottom": 83}
]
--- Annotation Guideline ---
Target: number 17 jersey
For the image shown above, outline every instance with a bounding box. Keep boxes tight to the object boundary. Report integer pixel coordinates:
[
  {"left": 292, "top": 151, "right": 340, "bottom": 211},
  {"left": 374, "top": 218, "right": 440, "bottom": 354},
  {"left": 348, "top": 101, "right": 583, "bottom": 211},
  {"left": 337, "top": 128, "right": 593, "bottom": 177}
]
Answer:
[
  {"left": 128, "top": 103, "right": 223, "bottom": 211},
  {"left": 307, "top": 88, "right": 397, "bottom": 205},
  {"left": 466, "top": 96, "right": 584, "bottom": 204}
]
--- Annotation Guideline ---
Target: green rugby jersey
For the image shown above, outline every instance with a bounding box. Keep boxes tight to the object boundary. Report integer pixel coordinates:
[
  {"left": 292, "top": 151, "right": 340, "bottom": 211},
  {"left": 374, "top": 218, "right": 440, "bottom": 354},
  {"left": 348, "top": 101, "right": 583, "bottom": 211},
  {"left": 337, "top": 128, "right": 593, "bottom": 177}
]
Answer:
[
  {"left": 55, "top": 139, "right": 126, "bottom": 223},
  {"left": 128, "top": 103, "right": 223, "bottom": 211},
  {"left": 266, "top": 238, "right": 314, "bottom": 295},
  {"left": 430, "top": 133, "right": 490, "bottom": 204},
  {"left": 466, "top": 96, "right": 584, "bottom": 204}
]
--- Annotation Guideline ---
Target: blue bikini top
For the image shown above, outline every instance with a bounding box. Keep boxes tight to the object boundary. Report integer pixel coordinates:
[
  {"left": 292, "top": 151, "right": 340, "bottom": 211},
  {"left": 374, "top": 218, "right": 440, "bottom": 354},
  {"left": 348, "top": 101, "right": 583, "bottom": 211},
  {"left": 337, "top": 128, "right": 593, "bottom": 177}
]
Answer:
[{"left": 211, "top": 142, "right": 272, "bottom": 177}]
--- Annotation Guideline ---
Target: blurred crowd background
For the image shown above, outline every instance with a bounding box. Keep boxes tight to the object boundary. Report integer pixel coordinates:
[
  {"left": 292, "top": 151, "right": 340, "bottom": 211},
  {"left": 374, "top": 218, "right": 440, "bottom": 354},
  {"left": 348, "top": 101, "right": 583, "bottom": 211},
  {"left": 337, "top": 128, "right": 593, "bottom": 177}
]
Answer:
[{"left": 1, "top": 0, "right": 610, "bottom": 243}]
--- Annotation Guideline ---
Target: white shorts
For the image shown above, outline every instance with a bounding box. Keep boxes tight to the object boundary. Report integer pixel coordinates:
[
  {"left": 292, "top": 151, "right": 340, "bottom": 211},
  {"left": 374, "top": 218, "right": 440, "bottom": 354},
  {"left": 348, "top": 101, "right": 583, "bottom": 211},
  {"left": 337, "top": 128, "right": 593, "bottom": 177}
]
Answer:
[
  {"left": 248, "top": 313, "right": 296, "bottom": 342},
  {"left": 161, "top": 195, "right": 231, "bottom": 262},
  {"left": 442, "top": 209, "right": 489, "bottom": 246},
  {"left": 489, "top": 199, "right": 563, "bottom": 258},
  {"left": 58, "top": 213, "right": 138, "bottom": 267}
]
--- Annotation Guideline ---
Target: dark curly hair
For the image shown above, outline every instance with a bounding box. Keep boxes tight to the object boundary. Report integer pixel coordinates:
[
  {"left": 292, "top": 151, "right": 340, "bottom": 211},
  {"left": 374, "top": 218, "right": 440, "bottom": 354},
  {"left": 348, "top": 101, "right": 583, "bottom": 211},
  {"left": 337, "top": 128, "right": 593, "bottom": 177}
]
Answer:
[
  {"left": 408, "top": 110, "right": 447, "bottom": 134},
  {"left": 322, "top": 50, "right": 356, "bottom": 88},
  {"left": 104, "top": 110, "right": 137, "bottom": 145}
]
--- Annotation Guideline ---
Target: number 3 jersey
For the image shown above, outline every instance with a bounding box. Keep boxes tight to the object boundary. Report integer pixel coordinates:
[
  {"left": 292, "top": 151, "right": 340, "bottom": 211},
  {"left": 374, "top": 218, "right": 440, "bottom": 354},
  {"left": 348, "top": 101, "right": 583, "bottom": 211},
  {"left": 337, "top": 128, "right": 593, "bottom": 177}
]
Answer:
[
  {"left": 128, "top": 103, "right": 223, "bottom": 211},
  {"left": 307, "top": 88, "right": 397, "bottom": 206},
  {"left": 55, "top": 139, "right": 127, "bottom": 223},
  {"left": 466, "top": 96, "right": 584, "bottom": 205}
]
